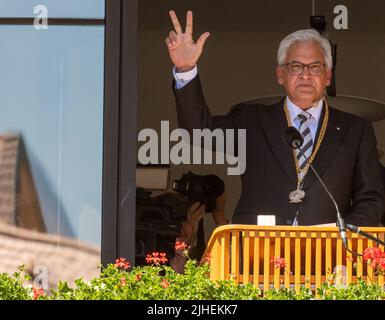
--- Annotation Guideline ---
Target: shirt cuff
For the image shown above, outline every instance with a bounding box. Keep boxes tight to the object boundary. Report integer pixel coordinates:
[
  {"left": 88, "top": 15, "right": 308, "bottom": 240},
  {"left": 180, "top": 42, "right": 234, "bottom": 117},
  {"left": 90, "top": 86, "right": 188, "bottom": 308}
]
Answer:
[{"left": 173, "top": 66, "right": 198, "bottom": 89}]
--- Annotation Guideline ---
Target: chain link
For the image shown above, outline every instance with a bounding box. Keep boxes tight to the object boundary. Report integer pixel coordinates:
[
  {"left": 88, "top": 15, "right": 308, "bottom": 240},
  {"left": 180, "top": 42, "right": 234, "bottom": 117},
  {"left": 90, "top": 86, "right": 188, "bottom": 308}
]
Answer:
[{"left": 283, "top": 98, "right": 329, "bottom": 188}]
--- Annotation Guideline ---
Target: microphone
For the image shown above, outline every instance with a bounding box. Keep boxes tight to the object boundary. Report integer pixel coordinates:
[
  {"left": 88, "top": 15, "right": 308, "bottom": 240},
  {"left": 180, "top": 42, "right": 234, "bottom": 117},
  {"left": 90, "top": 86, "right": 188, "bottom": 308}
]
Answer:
[
  {"left": 284, "top": 126, "right": 304, "bottom": 149},
  {"left": 283, "top": 126, "right": 348, "bottom": 249},
  {"left": 345, "top": 224, "right": 385, "bottom": 246}
]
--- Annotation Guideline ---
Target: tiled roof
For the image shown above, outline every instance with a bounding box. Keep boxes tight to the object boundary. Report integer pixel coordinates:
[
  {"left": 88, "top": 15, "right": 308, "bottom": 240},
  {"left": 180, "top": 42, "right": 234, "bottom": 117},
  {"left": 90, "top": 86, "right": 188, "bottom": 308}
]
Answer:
[
  {"left": 0, "top": 133, "right": 100, "bottom": 289},
  {"left": 0, "top": 134, "right": 18, "bottom": 225},
  {"left": 0, "top": 221, "right": 100, "bottom": 288},
  {"left": 0, "top": 133, "right": 45, "bottom": 231}
]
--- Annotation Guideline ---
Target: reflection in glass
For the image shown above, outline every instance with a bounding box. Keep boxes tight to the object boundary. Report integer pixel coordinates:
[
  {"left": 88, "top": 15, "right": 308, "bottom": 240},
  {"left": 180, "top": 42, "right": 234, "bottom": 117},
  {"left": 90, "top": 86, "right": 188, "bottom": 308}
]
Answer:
[
  {"left": 0, "top": 25, "right": 104, "bottom": 288},
  {"left": 0, "top": 0, "right": 105, "bottom": 18}
]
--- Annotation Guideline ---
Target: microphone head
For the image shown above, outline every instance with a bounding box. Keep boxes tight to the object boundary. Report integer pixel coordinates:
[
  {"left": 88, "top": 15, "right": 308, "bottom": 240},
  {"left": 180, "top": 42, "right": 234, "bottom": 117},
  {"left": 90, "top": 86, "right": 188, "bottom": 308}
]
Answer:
[{"left": 284, "top": 126, "right": 304, "bottom": 149}]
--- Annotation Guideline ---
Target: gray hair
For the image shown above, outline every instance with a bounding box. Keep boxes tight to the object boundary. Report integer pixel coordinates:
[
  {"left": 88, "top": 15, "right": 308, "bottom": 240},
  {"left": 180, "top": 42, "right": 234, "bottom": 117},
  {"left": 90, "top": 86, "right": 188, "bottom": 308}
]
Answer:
[{"left": 277, "top": 29, "right": 332, "bottom": 69}]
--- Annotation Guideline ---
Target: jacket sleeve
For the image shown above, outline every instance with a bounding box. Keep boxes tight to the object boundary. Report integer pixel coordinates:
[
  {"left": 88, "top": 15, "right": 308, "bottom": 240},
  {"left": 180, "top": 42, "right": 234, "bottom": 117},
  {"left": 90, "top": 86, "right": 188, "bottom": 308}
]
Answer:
[
  {"left": 345, "top": 120, "right": 385, "bottom": 226},
  {"left": 172, "top": 74, "right": 248, "bottom": 158},
  {"left": 173, "top": 74, "right": 246, "bottom": 134}
]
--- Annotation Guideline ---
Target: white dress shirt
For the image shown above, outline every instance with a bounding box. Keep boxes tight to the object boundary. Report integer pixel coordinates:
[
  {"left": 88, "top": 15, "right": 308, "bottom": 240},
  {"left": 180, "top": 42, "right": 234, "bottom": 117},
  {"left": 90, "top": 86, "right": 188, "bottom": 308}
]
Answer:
[
  {"left": 173, "top": 66, "right": 198, "bottom": 89},
  {"left": 286, "top": 96, "right": 323, "bottom": 142}
]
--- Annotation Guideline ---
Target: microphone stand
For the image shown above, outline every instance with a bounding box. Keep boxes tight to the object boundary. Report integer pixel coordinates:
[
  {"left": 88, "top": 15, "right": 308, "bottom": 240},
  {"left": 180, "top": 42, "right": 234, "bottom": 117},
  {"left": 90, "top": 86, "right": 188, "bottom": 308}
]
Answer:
[
  {"left": 304, "top": 151, "right": 385, "bottom": 256},
  {"left": 307, "top": 162, "right": 349, "bottom": 251},
  {"left": 287, "top": 129, "right": 349, "bottom": 250}
]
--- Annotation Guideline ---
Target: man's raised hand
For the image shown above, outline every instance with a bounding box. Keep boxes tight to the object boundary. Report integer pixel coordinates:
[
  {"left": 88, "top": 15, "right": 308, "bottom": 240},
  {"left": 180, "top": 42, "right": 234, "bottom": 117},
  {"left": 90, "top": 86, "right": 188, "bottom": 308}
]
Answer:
[{"left": 166, "top": 10, "right": 210, "bottom": 72}]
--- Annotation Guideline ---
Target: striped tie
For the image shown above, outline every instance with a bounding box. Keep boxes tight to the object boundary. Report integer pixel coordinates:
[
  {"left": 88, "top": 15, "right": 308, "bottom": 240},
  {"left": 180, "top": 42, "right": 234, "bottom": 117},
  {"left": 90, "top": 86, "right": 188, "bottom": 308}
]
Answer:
[{"left": 296, "top": 112, "right": 313, "bottom": 175}]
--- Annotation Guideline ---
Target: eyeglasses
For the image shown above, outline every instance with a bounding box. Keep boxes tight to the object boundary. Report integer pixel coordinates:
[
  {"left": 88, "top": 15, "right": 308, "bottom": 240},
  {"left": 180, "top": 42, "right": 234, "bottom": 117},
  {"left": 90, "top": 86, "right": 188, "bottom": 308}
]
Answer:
[{"left": 282, "top": 62, "right": 326, "bottom": 76}]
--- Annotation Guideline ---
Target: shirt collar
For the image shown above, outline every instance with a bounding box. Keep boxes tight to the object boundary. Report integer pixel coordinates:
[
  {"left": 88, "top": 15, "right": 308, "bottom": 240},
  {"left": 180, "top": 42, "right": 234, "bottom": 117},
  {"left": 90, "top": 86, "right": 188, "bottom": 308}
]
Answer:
[{"left": 286, "top": 96, "right": 323, "bottom": 123}]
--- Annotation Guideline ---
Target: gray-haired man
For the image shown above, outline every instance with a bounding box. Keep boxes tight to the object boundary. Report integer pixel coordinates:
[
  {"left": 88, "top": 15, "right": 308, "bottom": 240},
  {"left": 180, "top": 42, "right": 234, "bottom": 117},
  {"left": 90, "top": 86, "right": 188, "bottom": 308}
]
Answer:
[{"left": 166, "top": 10, "right": 384, "bottom": 227}]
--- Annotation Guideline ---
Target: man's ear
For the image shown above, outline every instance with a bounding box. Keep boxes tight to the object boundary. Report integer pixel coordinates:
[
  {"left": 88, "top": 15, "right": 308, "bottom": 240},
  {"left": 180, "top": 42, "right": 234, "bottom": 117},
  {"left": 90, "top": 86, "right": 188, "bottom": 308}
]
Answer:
[
  {"left": 326, "top": 68, "right": 332, "bottom": 86},
  {"left": 276, "top": 66, "right": 284, "bottom": 85}
]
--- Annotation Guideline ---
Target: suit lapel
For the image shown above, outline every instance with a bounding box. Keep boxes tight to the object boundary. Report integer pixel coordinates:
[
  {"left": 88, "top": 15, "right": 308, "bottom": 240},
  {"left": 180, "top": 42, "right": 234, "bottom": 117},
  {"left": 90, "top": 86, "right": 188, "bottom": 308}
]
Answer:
[
  {"left": 303, "top": 106, "right": 348, "bottom": 190},
  {"left": 259, "top": 102, "right": 347, "bottom": 190},
  {"left": 259, "top": 100, "right": 297, "bottom": 187}
]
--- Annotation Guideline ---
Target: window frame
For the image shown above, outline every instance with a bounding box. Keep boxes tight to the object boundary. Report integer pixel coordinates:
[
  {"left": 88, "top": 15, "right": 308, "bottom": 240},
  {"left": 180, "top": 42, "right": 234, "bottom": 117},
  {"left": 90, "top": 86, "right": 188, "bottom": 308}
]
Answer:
[
  {"left": 102, "top": 0, "right": 137, "bottom": 265},
  {"left": 0, "top": 0, "right": 138, "bottom": 266}
]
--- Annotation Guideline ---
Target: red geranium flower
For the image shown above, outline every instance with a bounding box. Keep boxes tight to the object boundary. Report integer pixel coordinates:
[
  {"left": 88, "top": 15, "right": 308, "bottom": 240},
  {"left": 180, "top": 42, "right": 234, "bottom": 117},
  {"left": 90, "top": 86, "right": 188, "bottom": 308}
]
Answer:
[
  {"left": 161, "top": 278, "right": 170, "bottom": 288},
  {"left": 145, "top": 252, "right": 168, "bottom": 265},
  {"left": 33, "top": 287, "right": 45, "bottom": 300},
  {"left": 363, "top": 247, "right": 384, "bottom": 262},
  {"left": 271, "top": 256, "right": 287, "bottom": 269},
  {"left": 120, "top": 277, "right": 126, "bottom": 287},
  {"left": 114, "top": 257, "right": 131, "bottom": 270},
  {"left": 175, "top": 241, "right": 188, "bottom": 251},
  {"left": 159, "top": 252, "right": 168, "bottom": 264},
  {"left": 135, "top": 273, "right": 142, "bottom": 281},
  {"left": 203, "top": 253, "right": 212, "bottom": 264},
  {"left": 145, "top": 254, "right": 152, "bottom": 264},
  {"left": 363, "top": 247, "right": 385, "bottom": 274}
]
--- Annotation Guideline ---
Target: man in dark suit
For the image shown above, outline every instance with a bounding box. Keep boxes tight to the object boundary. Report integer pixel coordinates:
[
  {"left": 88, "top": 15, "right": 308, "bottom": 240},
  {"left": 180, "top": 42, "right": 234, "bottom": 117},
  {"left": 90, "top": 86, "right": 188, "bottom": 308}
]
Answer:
[{"left": 165, "top": 10, "right": 384, "bottom": 226}]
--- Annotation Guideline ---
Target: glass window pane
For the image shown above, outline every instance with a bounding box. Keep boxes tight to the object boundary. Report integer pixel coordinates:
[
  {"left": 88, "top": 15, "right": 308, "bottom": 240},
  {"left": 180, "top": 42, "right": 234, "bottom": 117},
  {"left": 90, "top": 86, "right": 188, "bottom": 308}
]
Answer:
[
  {"left": 0, "top": 0, "right": 105, "bottom": 18},
  {"left": 0, "top": 25, "right": 104, "bottom": 288}
]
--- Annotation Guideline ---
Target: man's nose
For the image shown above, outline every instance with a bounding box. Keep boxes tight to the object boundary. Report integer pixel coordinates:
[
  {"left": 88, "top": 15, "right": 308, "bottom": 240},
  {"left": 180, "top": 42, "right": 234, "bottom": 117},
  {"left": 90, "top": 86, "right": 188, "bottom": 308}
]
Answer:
[{"left": 300, "top": 66, "right": 311, "bottom": 78}]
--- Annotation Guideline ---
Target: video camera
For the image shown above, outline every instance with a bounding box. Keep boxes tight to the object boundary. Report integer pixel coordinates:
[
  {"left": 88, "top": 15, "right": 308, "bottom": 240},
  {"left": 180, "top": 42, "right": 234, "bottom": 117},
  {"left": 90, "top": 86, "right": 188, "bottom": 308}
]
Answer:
[
  {"left": 135, "top": 167, "right": 225, "bottom": 266},
  {"left": 172, "top": 171, "right": 224, "bottom": 213},
  {"left": 135, "top": 187, "right": 189, "bottom": 266}
]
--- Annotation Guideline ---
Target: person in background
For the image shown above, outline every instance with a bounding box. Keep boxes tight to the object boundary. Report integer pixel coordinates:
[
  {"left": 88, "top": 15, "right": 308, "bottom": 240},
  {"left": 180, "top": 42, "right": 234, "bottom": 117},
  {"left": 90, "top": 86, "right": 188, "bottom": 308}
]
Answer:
[{"left": 170, "top": 193, "right": 228, "bottom": 273}]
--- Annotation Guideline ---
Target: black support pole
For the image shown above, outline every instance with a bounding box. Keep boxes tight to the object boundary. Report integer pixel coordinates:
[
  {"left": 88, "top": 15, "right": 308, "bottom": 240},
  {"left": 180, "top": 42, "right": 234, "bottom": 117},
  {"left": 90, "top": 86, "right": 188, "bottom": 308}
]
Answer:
[{"left": 102, "top": 0, "right": 137, "bottom": 266}]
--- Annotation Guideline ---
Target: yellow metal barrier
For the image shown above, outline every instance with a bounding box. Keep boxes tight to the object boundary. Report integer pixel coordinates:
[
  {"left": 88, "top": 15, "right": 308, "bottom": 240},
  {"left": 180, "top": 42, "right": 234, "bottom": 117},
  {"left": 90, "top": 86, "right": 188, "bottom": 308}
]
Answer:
[{"left": 201, "top": 225, "right": 385, "bottom": 293}]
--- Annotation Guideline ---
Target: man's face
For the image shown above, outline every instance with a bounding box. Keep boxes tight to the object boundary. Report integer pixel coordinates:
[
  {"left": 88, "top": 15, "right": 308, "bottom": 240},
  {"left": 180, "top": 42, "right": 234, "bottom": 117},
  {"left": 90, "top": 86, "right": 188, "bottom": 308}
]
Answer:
[{"left": 276, "top": 41, "right": 332, "bottom": 109}]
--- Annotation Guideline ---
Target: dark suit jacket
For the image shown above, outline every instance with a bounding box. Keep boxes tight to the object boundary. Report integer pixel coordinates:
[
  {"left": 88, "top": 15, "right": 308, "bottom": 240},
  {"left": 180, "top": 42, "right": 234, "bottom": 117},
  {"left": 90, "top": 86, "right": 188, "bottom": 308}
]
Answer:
[
  {"left": 382, "top": 164, "right": 385, "bottom": 225},
  {"left": 173, "top": 75, "right": 384, "bottom": 226}
]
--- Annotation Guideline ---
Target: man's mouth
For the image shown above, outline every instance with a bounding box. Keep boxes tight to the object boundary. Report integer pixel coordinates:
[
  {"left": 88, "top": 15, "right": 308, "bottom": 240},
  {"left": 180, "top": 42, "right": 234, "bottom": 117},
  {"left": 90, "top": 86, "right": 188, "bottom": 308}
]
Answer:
[
  {"left": 296, "top": 84, "right": 315, "bottom": 91},
  {"left": 297, "top": 84, "right": 314, "bottom": 87}
]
